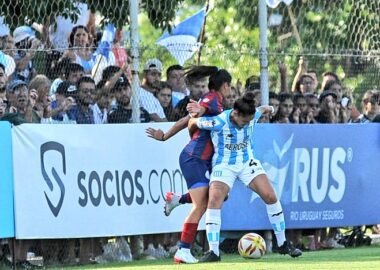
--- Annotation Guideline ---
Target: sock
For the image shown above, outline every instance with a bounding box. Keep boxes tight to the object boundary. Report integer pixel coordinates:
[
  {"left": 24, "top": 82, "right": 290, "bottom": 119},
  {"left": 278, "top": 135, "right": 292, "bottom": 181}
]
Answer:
[
  {"left": 179, "top": 193, "right": 192, "bottom": 204},
  {"left": 266, "top": 201, "right": 286, "bottom": 246},
  {"left": 179, "top": 223, "right": 198, "bottom": 249},
  {"left": 205, "top": 208, "right": 221, "bottom": 256}
]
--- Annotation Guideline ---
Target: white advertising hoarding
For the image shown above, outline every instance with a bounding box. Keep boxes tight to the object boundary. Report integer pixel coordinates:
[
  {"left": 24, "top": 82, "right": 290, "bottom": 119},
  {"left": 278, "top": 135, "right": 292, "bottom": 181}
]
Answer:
[{"left": 12, "top": 123, "right": 201, "bottom": 239}]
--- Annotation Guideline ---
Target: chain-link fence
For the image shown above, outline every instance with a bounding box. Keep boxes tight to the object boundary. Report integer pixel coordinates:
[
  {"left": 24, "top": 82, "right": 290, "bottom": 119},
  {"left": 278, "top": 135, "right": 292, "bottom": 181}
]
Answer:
[{"left": 0, "top": 0, "right": 379, "bottom": 268}]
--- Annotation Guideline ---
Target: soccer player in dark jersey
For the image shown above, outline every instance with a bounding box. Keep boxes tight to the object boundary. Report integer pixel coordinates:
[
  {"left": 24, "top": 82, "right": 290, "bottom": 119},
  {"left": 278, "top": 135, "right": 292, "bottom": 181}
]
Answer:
[{"left": 146, "top": 66, "right": 232, "bottom": 263}]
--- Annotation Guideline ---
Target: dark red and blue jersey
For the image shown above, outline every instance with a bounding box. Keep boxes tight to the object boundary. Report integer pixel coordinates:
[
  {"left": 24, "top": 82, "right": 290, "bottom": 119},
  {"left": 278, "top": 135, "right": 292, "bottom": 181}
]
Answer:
[{"left": 184, "top": 91, "right": 224, "bottom": 160}]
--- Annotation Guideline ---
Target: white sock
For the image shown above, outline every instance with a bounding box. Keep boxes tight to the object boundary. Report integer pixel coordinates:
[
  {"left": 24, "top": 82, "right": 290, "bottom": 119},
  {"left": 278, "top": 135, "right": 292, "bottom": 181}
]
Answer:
[
  {"left": 205, "top": 208, "right": 221, "bottom": 256},
  {"left": 266, "top": 201, "right": 286, "bottom": 246}
]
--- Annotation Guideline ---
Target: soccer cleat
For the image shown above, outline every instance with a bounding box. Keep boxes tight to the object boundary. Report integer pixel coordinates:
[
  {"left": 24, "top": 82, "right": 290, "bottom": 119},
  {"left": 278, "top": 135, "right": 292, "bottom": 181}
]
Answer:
[
  {"left": 164, "top": 192, "right": 181, "bottom": 216},
  {"left": 174, "top": 248, "right": 199, "bottom": 264},
  {"left": 278, "top": 241, "right": 303, "bottom": 258},
  {"left": 199, "top": 250, "right": 221, "bottom": 262}
]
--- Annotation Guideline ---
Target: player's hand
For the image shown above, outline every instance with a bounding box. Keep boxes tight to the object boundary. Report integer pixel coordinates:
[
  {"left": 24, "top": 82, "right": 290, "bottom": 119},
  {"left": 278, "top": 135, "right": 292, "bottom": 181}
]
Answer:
[
  {"left": 146, "top": 127, "right": 165, "bottom": 141},
  {"left": 256, "top": 105, "right": 274, "bottom": 115},
  {"left": 186, "top": 99, "right": 201, "bottom": 117}
]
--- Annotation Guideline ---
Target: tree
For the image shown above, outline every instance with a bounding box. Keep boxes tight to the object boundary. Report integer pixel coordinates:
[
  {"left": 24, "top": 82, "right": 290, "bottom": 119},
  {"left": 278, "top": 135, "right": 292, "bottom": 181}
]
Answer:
[{"left": 0, "top": 0, "right": 184, "bottom": 30}]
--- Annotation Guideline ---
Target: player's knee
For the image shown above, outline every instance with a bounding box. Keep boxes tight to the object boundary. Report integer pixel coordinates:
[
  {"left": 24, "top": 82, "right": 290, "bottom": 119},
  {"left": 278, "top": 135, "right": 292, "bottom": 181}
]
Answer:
[
  {"left": 208, "top": 193, "right": 224, "bottom": 208},
  {"left": 261, "top": 191, "right": 277, "bottom": 204}
]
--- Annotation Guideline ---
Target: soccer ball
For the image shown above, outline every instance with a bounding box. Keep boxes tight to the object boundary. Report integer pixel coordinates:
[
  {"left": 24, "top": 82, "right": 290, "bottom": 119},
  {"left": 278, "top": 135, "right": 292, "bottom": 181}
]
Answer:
[{"left": 238, "top": 233, "right": 266, "bottom": 259}]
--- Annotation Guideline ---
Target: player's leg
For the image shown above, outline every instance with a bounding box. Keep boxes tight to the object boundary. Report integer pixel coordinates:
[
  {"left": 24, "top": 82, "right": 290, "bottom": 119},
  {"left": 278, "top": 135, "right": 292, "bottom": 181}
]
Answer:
[
  {"left": 165, "top": 187, "right": 228, "bottom": 217},
  {"left": 242, "top": 159, "right": 302, "bottom": 258},
  {"left": 200, "top": 165, "right": 234, "bottom": 262},
  {"left": 164, "top": 192, "right": 192, "bottom": 216},
  {"left": 174, "top": 153, "right": 210, "bottom": 263}
]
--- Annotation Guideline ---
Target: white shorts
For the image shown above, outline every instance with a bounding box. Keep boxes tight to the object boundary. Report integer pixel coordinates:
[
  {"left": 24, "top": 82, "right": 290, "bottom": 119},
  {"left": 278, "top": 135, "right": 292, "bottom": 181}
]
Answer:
[{"left": 210, "top": 158, "right": 266, "bottom": 188}]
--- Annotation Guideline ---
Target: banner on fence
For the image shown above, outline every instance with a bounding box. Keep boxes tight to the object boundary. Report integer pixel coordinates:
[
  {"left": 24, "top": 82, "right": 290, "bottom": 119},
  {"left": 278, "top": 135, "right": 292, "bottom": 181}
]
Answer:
[
  {"left": 222, "top": 124, "right": 380, "bottom": 230},
  {"left": 12, "top": 123, "right": 195, "bottom": 239},
  {"left": 0, "top": 121, "right": 14, "bottom": 238},
  {"left": 11, "top": 123, "right": 380, "bottom": 238}
]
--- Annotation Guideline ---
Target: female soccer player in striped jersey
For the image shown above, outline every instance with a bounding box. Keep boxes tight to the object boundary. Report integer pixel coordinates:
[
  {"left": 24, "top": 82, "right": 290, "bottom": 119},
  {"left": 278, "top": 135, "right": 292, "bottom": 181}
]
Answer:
[
  {"left": 188, "top": 91, "right": 302, "bottom": 262},
  {"left": 146, "top": 66, "right": 232, "bottom": 263}
]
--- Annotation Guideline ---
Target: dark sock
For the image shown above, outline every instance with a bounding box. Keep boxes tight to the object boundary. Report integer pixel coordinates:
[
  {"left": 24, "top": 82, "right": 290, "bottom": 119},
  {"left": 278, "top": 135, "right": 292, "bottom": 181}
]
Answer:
[{"left": 179, "top": 193, "right": 192, "bottom": 204}]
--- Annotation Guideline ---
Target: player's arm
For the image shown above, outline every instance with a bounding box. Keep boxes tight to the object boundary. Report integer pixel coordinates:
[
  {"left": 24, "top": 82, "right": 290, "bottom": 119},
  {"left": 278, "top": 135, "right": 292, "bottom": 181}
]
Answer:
[
  {"left": 188, "top": 115, "right": 224, "bottom": 131},
  {"left": 146, "top": 115, "right": 190, "bottom": 142}
]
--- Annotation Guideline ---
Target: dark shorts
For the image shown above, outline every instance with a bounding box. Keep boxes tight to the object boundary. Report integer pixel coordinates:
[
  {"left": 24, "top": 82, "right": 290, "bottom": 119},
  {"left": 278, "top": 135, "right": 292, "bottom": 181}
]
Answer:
[{"left": 179, "top": 150, "right": 211, "bottom": 190}]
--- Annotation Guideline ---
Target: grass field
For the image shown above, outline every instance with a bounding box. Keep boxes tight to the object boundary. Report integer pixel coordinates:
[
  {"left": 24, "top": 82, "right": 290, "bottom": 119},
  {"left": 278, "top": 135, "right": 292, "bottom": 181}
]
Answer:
[{"left": 53, "top": 245, "right": 380, "bottom": 270}]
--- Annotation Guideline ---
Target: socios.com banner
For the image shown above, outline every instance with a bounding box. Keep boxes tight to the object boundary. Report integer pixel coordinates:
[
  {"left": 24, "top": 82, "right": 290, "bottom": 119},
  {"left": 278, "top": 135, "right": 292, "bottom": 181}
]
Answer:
[
  {"left": 0, "top": 121, "right": 15, "bottom": 238},
  {"left": 12, "top": 123, "right": 198, "bottom": 239},
  {"left": 222, "top": 124, "right": 380, "bottom": 230}
]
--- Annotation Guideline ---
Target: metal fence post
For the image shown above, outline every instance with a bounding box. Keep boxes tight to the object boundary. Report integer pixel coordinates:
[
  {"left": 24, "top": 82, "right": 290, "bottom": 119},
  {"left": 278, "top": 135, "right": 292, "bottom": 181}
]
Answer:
[
  {"left": 129, "top": 0, "right": 141, "bottom": 123},
  {"left": 259, "top": 0, "right": 269, "bottom": 105}
]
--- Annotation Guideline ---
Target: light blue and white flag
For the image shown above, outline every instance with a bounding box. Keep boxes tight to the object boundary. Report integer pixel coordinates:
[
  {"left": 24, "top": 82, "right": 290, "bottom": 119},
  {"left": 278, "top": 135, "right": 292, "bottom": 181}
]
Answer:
[
  {"left": 0, "top": 16, "right": 10, "bottom": 37},
  {"left": 95, "top": 23, "right": 116, "bottom": 60},
  {"left": 156, "top": 8, "right": 206, "bottom": 65},
  {"left": 266, "top": 0, "right": 293, "bottom": 8}
]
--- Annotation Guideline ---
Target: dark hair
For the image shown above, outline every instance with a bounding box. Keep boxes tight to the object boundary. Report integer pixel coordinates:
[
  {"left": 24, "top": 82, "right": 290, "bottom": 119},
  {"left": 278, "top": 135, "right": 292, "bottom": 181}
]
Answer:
[
  {"left": 96, "top": 65, "right": 122, "bottom": 89},
  {"left": 56, "top": 81, "right": 75, "bottom": 96},
  {"left": 299, "top": 74, "right": 314, "bottom": 84},
  {"left": 234, "top": 91, "right": 256, "bottom": 116},
  {"left": 293, "top": 93, "right": 305, "bottom": 103},
  {"left": 112, "top": 74, "right": 130, "bottom": 93},
  {"left": 69, "top": 25, "right": 90, "bottom": 47},
  {"left": 305, "top": 92, "right": 318, "bottom": 101},
  {"left": 166, "top": 65, "right": 183, "bottom": 78},
  {"left": 245, "top": 75, "right": 260, "bottom": 91},
  {"left": 370, "top": 92, "right": 380, "bottom": 105},
  {"left": 278, "top": 92, "right": 293, "bottom": 102},
  {"left": 269, "top": 91, "right": 279, "bottom": 100},
  {"left": 185, "top": 66, "right": 231, "bottom": 91},
  {"left": 101, "top": 65, "right": 121, "bottom": 81},
  {"left": 0, "top": 63, "right": 5, "bottom": 73},
  {"left": 158, "top": 81, "right": 172, "bottom": 91},
  {"left": 154, "top": 81, "right": 173, "bottom": 99},
  {"left": 77, "top": 76, "right": 95, "bottom": 89},
  {"left": 323, "top": 80, "right": 341, "bottom": 92},
  {"left": 65, "top": 63, "right": 84, "bottom": 78},
  {"left": 322, "top": 71, "right": 340, "bottom": 82}
]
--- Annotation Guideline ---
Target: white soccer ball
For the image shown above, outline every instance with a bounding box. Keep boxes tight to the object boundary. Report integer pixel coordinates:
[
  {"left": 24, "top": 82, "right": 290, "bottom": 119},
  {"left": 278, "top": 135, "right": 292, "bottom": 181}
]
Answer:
[{"left": 238, "top": 232, "right": 266, "bottom": 259}]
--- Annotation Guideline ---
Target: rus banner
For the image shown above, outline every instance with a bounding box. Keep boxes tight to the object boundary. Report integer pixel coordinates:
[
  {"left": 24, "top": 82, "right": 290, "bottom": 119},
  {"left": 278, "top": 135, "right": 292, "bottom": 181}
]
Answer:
[{"left": 222, "top": 124, "right": 380, "bottom": 230}]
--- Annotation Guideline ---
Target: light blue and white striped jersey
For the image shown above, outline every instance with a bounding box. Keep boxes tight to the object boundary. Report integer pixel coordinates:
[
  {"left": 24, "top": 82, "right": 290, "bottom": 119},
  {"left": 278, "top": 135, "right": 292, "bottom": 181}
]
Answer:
[{"left": 196, "top": 109, "right": 262, "bottom": 166}]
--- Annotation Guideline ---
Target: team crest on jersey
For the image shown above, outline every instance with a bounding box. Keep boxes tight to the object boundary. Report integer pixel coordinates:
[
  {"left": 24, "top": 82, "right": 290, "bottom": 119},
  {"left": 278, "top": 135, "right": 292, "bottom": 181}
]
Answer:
[
  {"left": 226, "top": 134, "right": 234, "bottom": 139},
  {"left": 203, "top": 98, "right": 210, "bottom": 103}
]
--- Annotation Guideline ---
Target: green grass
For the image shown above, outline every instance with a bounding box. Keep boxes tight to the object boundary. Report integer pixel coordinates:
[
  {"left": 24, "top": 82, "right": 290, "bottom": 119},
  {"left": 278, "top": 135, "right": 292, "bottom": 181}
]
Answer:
[{"left": 49, "top": 245, "right": 380, "bottom": 270}]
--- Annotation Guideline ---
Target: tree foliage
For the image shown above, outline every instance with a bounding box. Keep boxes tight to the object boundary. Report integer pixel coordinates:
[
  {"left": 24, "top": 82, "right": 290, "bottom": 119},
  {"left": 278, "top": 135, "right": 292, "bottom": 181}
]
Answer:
[{"left": 0, "top": 0, "right": 184, "bottom": 30}]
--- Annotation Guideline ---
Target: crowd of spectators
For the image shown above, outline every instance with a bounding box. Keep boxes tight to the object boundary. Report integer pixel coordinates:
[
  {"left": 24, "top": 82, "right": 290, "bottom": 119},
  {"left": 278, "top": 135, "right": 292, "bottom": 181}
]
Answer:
[{"left": 0, "top": 9, "right": 379, "bottom": 269}]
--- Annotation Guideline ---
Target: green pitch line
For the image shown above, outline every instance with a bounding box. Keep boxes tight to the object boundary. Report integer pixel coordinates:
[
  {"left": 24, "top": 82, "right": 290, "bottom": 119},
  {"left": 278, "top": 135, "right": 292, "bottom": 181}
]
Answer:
[{"left": 47, "top": 245, "right": 380, "bottom": 270}]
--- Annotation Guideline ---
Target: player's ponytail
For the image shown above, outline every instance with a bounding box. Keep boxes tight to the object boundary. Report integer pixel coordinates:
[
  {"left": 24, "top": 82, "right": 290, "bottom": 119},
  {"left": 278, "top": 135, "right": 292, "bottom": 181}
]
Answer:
[
  {"left": 185, "top": 65, "right": 232, "bottom": 91},
  {"left": 234, "top": 91, "right": 256, "bottom": 116}
]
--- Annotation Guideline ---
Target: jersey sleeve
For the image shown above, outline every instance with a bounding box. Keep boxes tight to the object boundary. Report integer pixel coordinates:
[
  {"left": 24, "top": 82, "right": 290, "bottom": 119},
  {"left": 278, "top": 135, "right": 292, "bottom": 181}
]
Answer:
[
  {"left": 199, "top": 94, "right": 222, "bottom": 115},
  {"left": 196, "top": 115, "right": 225, "bottom": 131}
]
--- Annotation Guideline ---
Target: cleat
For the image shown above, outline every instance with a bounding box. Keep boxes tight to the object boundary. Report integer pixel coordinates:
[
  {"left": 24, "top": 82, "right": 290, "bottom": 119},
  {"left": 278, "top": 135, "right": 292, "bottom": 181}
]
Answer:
[
  {"left": 199, "top": 250, "right": 221, "bottom": 262},
  {"left": 174, "top": 248, "right": 198, "bottom": 264},
  {"left": 164, "top": 192, "right": 181, "bottom": 216},
  {"left": 278, "top": 241, "right": 303, "bottom": 258}
]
